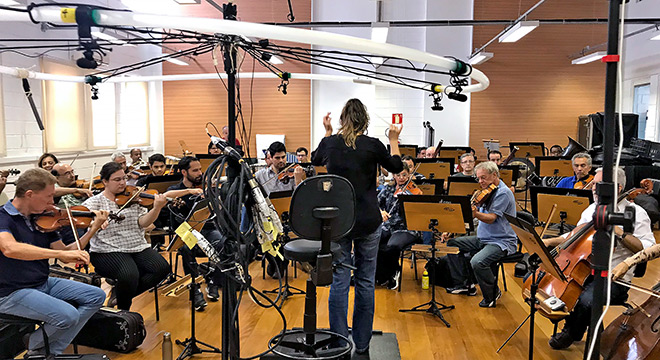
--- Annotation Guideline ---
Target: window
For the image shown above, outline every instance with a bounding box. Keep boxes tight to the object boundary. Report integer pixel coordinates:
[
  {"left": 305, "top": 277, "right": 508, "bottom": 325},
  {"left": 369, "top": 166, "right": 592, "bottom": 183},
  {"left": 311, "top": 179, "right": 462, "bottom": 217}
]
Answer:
[
  {"left": 0, "top": 74, "right": 5, "bottom": 156},
  {"left": 90, "top": 82, "right": 117, "bottom": 148},
  {"left": 121, "top": 82, "right": 150, "bottom": 147},
  {"left": 633, "top": 83, "right": 650, "bottom": 139}
]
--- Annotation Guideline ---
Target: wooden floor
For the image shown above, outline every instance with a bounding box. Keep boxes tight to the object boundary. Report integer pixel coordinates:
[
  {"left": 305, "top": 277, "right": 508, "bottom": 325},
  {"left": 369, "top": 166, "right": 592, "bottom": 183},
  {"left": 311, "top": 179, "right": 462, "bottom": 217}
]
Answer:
[{"left": 70, "top": 242, "right": 660, "bottom": 360}]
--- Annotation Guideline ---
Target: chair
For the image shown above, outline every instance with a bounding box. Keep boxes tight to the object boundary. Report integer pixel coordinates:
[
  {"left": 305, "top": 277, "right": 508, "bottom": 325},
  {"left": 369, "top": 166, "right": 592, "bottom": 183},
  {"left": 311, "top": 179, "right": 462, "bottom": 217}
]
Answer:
[
  {"left": 267, "top": 175, "right": 356, "bottom": 359},
  {"left": 493, "top": 211, "right": 535, "bottom": 292},
  {"left": 0, "top": 313, "right": 80, "bottom": 358}
]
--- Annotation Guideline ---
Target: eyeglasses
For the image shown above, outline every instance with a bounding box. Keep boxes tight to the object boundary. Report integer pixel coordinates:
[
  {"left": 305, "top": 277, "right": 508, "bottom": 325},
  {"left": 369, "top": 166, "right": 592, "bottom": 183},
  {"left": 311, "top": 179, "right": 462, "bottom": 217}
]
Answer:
[{"left": 461, "top": 160, "right": 475, "bottom": 164}]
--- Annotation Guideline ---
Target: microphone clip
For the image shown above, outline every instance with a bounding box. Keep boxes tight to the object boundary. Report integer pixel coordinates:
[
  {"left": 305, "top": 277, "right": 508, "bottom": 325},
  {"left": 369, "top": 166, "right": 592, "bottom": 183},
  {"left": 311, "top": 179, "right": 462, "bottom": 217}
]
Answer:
[{"left": 278, "top": 72, "right": 290, "bottom": 95}]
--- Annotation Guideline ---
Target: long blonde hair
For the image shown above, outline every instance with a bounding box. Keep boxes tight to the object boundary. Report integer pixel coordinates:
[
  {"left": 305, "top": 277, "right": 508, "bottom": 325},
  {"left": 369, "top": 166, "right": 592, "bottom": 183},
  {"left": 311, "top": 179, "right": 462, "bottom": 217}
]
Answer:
[{"left": 338, "top": 98, "right": 370, "bottom": 149}]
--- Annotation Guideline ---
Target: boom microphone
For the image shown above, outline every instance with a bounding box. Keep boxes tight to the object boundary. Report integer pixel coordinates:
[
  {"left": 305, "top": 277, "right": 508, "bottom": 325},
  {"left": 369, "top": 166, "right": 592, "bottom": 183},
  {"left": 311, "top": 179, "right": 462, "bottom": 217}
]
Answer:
[
  {"left": 22, "top": 79, "right": 45, "bottom": 131},
  {"left": 206, "top": 131, "right": 242, "bottom": 161}
]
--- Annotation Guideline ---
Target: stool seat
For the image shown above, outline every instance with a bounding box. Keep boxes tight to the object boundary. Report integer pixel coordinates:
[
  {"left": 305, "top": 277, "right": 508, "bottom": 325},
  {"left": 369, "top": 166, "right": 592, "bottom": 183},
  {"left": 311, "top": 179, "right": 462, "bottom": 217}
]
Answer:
[
  {"left": 283, "top": 239, "right": 342, "bottom": 263},
  {"left": 0, "top": 313, "right": 40, "bottom": 324}
]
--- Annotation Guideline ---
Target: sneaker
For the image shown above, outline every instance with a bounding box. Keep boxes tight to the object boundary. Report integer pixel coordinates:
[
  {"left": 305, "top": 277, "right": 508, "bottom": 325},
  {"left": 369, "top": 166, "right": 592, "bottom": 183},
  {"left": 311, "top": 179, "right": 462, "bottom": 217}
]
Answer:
[
  {"left": 194, "top": 289, "right": 207, "bottom": 311},
  {"left": 206, "top": 284, "right": 219, "bottom": 302},
  {"left": 447, "top": 284, "right": 476, "bottom": 295},
  {"left": 467, "top": 284, "right": 477, "bottom": 296},
  {"left": 548, "top": 330, "right": 574, "bottom": 350},
  {"left": 106, "top": 286, "right": 117, "bottom": 308},
  {"left": 387, "top": 271, "right": 401, "bottom": 290},
  {"left": 494, "top": 288, "right": 502, "bottom": 301},
  {"left": 479, "top": 298, "right": 496, "bottom": 308}
]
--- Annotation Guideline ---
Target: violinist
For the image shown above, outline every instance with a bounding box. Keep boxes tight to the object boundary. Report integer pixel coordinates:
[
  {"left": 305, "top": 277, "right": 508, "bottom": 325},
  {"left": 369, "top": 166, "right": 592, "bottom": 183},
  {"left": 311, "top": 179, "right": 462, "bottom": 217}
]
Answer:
[
  {"left": 37, "top": 153, "right": 59, "bottom": 172},
  {"left": 208, "top": 141, "right": 222, "bottom": 155},
  {"left": 543, "top": 167, "right": 655, "bottom": 350},
  {"left": 445, "top": 161, "right": 517, "bottom": 308},
  {"left": 375, "top": 164, "right": 421, "bottom": 290},
  {"left": 555, "top": 152, "right": 594, "bottom": 189},
  {"left": 254, "top": 141, "right": 304, "bottom": 196},
  {"left": 402, "top": 155, "right": 425, "bottom": 180},
  {"left": 111, "top": 152, "right": 140, "bottom": 186},
  {"left": 168, "top": 156, "right": 226, "bottom": 310},
  {"left": 51, "top": 163, "right": 93, "bottom": 206},
  {"left": 129, "top": 148, "right": 142, "bottom": 166},
  {"left": 0, "top": 168, "right": 107, "bottom": 356},
  {"left": 136, "top": 153, "right": 167, "bottom": 187},
  {"left": 82, "top": 162, "right": 172, "bottom": 310},
  {"left": 424, "top": 146, "right": 436, "bottom": 158},
  {"left": 295, "top": 146, "right": 317, "bottom": 177},
  {"left": 488, "top": 150, "right": 503, "bottom": 165},
  {"left": 417, "top": 147, "right": 427, "bottom": 159},
  {"left": 451, "top": 153, "right": 476, "bottom": 178}
]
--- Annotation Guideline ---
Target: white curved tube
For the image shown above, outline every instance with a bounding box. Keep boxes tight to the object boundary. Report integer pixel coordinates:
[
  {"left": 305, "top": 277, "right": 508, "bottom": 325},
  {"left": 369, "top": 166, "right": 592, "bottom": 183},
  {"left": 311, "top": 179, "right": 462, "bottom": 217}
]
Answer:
[{"left": 3, "top": 6, "right": 489, "bottom": 93}]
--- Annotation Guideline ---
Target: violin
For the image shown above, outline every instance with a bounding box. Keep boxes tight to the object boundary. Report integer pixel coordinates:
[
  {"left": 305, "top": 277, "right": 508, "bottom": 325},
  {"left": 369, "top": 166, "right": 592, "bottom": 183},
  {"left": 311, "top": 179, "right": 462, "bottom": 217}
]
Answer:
[
  {"left": 114, "top": 185, "right": 183, "bottom": 208},
  {"left": 34, "top": 205, "right": 123, "bottom": 232},
  {"left": 394, "top": 163, "right": 423, "bottom": 197},
  {"left": 626, "top": 178, "right": 654, "bottom": 201},
  {"left": 0, "top": 169, "right": 20, "bottom": 177},
  {"left": 573, "top": 174, "right": 595, "bottom": 189},
  {"left": 277, "top": 164, "right": 301, "bottom": 183},
  {"left": 471, "top": 184, "right": 497, "bottom": 207}
]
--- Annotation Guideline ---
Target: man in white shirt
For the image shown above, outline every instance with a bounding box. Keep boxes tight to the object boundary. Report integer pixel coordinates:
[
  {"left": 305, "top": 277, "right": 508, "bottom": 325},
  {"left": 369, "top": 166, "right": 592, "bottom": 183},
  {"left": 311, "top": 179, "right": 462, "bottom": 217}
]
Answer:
[{"left": 542, "top": 167, "right": 656, "bottom": 350}]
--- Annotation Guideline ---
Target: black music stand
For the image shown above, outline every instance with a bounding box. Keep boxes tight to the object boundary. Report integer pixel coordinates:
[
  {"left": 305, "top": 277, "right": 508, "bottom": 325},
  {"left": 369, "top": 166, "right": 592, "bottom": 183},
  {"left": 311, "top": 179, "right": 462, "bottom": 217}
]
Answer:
[
  {"left": 174, "top": 200, "right": 222, "bottom": 360},
  {"left": 498, "top": 214, "right": 567, "bottom": 360},
  {"left": 499, "top": 165, "right": 520, "bottom": 188},
  {"left": 263, "top": 190, "right": 305, "bottom": 304},
  {"left": 530, "top": 186, "right": 593, "bottom": 234},
  {"left": 397, "top": 196, "right": 472, "bottom": 327},
  {"left": 416, "top": 158, "right": 455, "bottom": 180},
  {"left": 510, "top": 142, "right": 545, "bottom": 209},
  {"left": 412, "top": 179, "right": 445, "bottom": 195}
]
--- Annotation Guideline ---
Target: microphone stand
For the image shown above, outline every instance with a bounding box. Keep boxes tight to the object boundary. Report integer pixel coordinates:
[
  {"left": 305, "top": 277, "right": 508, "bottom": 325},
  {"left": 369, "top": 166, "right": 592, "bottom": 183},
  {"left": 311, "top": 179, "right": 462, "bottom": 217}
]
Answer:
[{"left": 263, "top": 211, "right": 305, "bottom": 305}]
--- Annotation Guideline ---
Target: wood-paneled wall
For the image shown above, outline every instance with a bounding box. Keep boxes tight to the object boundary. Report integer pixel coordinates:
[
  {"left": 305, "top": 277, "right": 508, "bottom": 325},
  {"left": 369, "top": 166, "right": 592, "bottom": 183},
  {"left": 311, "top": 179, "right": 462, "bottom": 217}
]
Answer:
[
  {"left": 470, "top": 0, "right": 608, "bottom": 159},
  {"left": 162, "top": 1, "right": 311, "bottom": 157}
]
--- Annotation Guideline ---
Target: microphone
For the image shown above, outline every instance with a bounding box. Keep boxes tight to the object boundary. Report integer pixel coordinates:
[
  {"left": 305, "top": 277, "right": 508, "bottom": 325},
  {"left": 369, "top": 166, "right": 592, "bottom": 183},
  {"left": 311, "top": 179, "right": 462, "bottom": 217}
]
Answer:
[
  {"left": 165, "top": 155, "right": 181, "bottom": 161},
  {"left": 190, "top": 229, "right": 222, "bottom": 264},
  {"left": 447, "top": 91, "right": 468, "bottom": 102},
  {"left": 22, "top": 79, "right": 45, "bottom": 131}
]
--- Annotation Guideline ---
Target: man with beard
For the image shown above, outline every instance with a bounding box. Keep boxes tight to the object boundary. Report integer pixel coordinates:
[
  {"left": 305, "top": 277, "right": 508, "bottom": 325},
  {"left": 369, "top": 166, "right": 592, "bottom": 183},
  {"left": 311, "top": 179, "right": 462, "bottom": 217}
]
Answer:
[
  {"left": 255, "top": 141, "right": 304, "bottom": 195},
  {"left": 167, "top": 156, "right": 226, "bottom": 310}
]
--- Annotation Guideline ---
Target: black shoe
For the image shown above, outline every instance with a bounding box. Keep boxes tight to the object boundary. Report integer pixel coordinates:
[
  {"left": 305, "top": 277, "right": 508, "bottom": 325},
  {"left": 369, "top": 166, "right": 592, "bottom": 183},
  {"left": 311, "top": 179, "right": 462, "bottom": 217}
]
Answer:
[
  {"left": 106, "top": 286, "right": 117, "bottom": 308},
  {"left": 355, "top": 346, "right": 369, "bottom": 355},
  {"left": 479, "top": 298, "right": 496, "bottom": 308},
  {"left": 387, "top": 271, "right": 401, "bottom": 290},
  {"left": 447, "top": 284, "right": 476, "bottom": 295},
  {"left": 206, "top": 284, "right": 219, "bottom": 301},
  {"left": 494, "top": 288, "right": 502, "bottom": 301},
  {"left": 194, "top": 289, "right": 207, "bottom": 311},
  {"left": 549, "top": 330, "right": 574, "bottom": 350}
]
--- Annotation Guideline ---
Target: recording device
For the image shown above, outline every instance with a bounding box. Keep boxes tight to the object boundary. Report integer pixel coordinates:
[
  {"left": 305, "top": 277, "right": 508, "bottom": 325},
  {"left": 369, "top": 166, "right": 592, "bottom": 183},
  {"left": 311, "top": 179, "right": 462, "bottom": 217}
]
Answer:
[
  {"left": 190, "top": 229, "right": 222, "bottom": 265},
  {"left": 447, "top": 91, "right": 468, "bottom": 102},
  {"left": 207, "top": 133, "right": 242, "bottom": 161},
  {"left": 21, "top": 79, "right": 44, "bottom": 131},
  {"left": 543, "top": 296, "right": 565, "bottom": 311}
]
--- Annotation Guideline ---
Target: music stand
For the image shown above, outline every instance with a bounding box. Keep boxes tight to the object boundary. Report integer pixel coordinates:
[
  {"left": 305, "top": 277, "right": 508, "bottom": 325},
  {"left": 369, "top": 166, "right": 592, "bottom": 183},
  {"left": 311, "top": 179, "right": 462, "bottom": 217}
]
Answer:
[
  {"left": 530, "top": 186, "right": 593, "bottom": 233},
  {"left": 437, "top": 146, "right": 471, "bottom": 164},
  {"left": 389, "top": 144, "right": 418, "bottom": 158},
  {"left": 498, "top": 214, "right": 567, "bottom": 360},
  {"left": 412, "top": 179, "right": 444, "bottom": 195},
  {"left": 447, "top": 176, "right": 480, "bottom": 197},
  {"left": 509, "top": 142, "right": 545, "bottom": 158},
  {"left": 313, "top": 165, "right": 327, "bottom": 175},
  {"left": 145, "top": 174, "right": 184, "bottom": 194},
  {"left": 499, "top": 165, "right": 520, "bottom": 188},
  {"left": 397, "top": 195, "right": 472, "bottom": 327},
  {"left": 534, "top": 157, "right": 574, "bottom": 178},
  {"left": 263, "top": 190, "right": 305, "bottom": 303},
  {"left": 416, "top": 158, "right": 455, "bottom": 180},
  {"left": 195, "top": 154, "right": 221, "bottom": 173}
]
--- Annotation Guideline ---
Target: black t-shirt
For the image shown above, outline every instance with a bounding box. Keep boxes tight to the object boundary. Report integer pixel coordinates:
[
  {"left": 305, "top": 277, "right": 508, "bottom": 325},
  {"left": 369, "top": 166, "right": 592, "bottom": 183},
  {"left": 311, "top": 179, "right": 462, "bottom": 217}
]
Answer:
[
  {"left": 0, "top": 202, "right": 60, "bottom": 297},
  {"left": 166, "top": 182, "right": 212, "bottom": 231},
  {"left": 312, "top": 135, "right": 403, "bottom": 237}
]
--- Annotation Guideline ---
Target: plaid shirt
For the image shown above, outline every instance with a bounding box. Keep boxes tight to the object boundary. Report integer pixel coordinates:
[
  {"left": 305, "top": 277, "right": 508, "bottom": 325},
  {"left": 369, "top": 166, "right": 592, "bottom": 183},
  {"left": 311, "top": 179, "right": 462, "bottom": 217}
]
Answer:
[
  {"left": 378, "top": 184, "right": 406, "bottom": 233},
  {"left": 82, "top": 193, "right": 149, "bottom": 253}
]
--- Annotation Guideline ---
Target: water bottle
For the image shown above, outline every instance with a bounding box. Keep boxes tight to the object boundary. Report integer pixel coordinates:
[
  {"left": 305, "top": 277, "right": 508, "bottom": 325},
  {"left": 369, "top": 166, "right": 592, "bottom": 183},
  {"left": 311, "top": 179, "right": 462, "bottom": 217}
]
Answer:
[
  {"left": 421, "top": 270, "right": 429, "bottom": 290},
  {"left": 162, "top": 332, "right": 172, "bottom": 360}
]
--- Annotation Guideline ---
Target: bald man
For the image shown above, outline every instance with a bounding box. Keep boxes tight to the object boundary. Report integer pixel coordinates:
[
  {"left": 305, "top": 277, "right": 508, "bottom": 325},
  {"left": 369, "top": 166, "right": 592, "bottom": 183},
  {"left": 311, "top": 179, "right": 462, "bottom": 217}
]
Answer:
[{"left": 51, "top": 163, "right": 93, "bottom": 208}]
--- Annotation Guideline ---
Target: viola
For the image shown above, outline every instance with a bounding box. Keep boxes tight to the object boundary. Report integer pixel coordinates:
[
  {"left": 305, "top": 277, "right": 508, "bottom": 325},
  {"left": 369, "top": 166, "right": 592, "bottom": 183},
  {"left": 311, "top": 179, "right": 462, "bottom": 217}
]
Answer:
[
  {"left": 34, "top": 205, "right": 123, "bottom": 232},
  {"left": 277, "top": 164, "right": 301, "bottom": 182},
  {"left": 573, "top": 174, "right": 595, "bottom": 189},
  {"left": 114, "top": 185, "right": 183, "bottom": 208},
  {"left": 471, "top": 184, "right": 497, "bottom": 207},
  {"left": 627, "top": 178, "right": 654, "bottom": 201},
  {"left": 394, "top": 180, "right": 423, "bottom": 197}
]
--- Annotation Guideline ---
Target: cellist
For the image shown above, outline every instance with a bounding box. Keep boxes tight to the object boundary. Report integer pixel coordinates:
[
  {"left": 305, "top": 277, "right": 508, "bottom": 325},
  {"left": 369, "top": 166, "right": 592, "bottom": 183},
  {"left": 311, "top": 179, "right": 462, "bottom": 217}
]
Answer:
[{"left": 542, "top": 167, "right": 655, "bottom": 350}]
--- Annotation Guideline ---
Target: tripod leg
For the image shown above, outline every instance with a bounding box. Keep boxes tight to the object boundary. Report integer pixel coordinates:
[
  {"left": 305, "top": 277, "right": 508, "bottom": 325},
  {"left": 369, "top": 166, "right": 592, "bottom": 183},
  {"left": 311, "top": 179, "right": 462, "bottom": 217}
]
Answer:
[{"left": 497, "top": 314, "right": 531, "bottom": 353}]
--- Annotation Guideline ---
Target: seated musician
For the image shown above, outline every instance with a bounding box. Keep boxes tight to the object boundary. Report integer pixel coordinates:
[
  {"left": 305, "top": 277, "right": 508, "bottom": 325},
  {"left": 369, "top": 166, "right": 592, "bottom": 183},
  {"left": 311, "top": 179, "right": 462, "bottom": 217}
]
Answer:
[
  {"left": 0, "top": 169, "right": 107, "bottom": 356},
  {"left": 555, "top": 152, "right": 593, "bottom": 189},
  {"left": 375, "top": 165, "right": 421, "bottom": 290},
  {"left": 488, "top": 150, "right": 503, "bottom": 165},
  {"left": 402, "top": 155, "right": 425, "bottom": 180},
  {"left": 254, "top": 141, "right": 303, "bottom": 278},
  {"left": 208, "top": 141, "right": 222, "bottom": 155},
  {"left": 37, "top": 153, "right": 59, "bottom": 172},
  {"left": 82, "top": 162, "right": 173, "bottom": 310},
  {"left": 295, "top": 146, "right": 317, "bottom": 177},
  {"left": 221, "top": 125, "right": 241, "bottom": 146},
  {"left": 549, "top": 144, "right": 563, "bottom": 157},
  {"left": 543, "top": 167, "right": 655, "bottom": 350},
  {"left": 129, "top": 148, "right": 143, "bottom": 166},
  {"left": 136, "top": 153, "right": 168, "bottom": 187},
  {"left": 0, "top": 172, "right": 6, "bottom": 195},
  {"left": 112, "top": 151, "right": 140, "bottom": 186},
  {"left": 424, "top": 146, "right": 435, "bottom": 158},
  {"left": 445, "top": 161, "right": 517, "bottom": 308},
  {"left": 417, "top": 147, "right": 427, "bottom": 159},
  {"left": 51, "top": 163, "right": 95, "bottom": 245},
  {"left": 451, "top": 153, "right": 476, "bottom": 178},
  {"left": 168, "top": 156, "right": 226, "bottom": 310}
]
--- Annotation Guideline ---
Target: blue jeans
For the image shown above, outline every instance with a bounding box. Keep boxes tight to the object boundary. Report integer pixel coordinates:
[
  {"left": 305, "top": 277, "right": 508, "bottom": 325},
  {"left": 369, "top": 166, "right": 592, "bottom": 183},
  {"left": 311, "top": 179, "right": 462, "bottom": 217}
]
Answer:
[
  {"left": 0, "top": 277, "right": 105, "bottom": 354},
  {"left": 329, "top": 227, "right": 380, "bottom": 351}
]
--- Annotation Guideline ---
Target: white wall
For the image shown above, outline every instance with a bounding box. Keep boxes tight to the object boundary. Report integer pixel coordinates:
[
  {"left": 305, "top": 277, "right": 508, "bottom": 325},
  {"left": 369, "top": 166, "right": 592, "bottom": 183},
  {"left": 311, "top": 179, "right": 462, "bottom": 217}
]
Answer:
[
  {"left": 0, "top": 0, "right": 164, "bottom": 198},
  {"left": 311, "top": 0, "right": 474, "bottom": 150},
  {"left": 621, "top": 0, "right": 660, "bottom": 141}
]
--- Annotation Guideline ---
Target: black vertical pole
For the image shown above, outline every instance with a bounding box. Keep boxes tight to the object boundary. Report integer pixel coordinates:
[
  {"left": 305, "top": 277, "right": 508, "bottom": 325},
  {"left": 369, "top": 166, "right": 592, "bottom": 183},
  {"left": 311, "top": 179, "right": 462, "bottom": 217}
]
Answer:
[
  {"left": 586, "top": 1, "right": 621, "bottom": 359},
  {"left": 221, "top": 3, "right": 239, "bottom": 360}
]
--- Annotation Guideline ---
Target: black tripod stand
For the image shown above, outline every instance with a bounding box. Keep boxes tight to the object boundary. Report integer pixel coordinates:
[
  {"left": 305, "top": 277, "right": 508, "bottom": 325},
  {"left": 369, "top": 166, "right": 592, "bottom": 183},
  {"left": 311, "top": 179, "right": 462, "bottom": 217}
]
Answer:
[
  {"left": 263, "top": 212, "right": 304, "bottom": 305},
  {"left": 399, "top": 219, "right": 454, "bottom": 327},
  {"left": 176, "top": 263, "right": 221, "bottom": 360},
  {"left": 497, "top": 254, "right": 541, "bottom": 360}
]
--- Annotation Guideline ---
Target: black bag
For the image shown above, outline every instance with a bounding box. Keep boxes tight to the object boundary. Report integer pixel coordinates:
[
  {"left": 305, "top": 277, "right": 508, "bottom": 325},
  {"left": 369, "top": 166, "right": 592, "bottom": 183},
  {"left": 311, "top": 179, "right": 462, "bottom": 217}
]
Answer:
[
  {"left": 49, "top": 264, "right": 102, "bottom": 287},
  {"left": 425, "top": 257, "right": 455, "bottom": 288},
  {"left": 74, "top": 307, "right": 146, "bottom": 353}
]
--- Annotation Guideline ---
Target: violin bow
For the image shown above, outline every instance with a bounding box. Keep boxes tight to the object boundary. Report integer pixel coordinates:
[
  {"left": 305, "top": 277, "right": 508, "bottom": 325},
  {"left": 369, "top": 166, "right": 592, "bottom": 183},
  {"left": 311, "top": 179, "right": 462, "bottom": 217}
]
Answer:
[
  {"left": 539, "top": 204, "right": 558, "bottom": 238},
  {"left": 63, "top": 200, "right": 82, "bottom": 251},
  {"left": 614, "top": 279, "right": 660, "bottom": 300},
  {"left": 88, "top": 162, "right": 96, "bottom": 191},
  {"left": 116, "top": 186, "right": 146, "bottom": 215},
  {"left": 262, "top": 163, "right": 296, "bottom": 186}
]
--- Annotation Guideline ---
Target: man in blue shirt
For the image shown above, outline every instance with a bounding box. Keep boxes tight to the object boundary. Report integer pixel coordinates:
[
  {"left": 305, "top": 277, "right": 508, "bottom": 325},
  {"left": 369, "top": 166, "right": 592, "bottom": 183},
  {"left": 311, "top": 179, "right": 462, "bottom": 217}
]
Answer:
[
  {"left": 446, "top": 161, "right": 518, "bottom": 308},
  {"left": 0, "top": 169, "right": 107, "bottom": 356},
  {"left": 555, "top": 153, "right": 593, "bottom": 189}
]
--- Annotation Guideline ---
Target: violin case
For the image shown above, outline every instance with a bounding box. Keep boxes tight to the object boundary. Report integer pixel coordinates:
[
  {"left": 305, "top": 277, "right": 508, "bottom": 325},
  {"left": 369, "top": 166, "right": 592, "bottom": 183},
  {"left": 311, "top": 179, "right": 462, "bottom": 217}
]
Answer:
[
  {"left": 74, "top": 307, "right": 146, "bottom": 353},
  {"left": 49, "top": 264, "right": 102, "bottom": 288}
]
